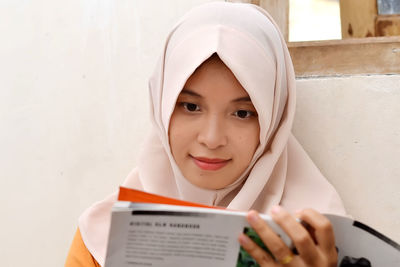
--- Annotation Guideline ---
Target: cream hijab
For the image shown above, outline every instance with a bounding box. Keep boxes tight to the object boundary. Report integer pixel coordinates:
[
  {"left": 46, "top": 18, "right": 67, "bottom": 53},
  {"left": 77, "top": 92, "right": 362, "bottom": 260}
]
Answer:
[{"left": 79, "top": 2, "right": 345, "bottom": 265}]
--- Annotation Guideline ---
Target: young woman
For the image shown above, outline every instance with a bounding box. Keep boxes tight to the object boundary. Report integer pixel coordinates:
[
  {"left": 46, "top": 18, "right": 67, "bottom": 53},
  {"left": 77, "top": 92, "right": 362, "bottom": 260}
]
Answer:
[{"left": 66, "top": 2, "right": 346, "bottom": 266}]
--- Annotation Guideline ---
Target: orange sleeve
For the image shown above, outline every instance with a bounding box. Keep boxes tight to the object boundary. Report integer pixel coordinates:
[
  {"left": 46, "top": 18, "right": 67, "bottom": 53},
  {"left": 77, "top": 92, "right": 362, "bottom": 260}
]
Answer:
[{"left": 65, "top": 228, "right": 101, "bottom": 267}]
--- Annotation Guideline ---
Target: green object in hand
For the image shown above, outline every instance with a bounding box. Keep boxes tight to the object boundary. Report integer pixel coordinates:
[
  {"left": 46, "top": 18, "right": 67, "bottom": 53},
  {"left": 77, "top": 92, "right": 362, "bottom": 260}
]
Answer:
[{"left": 236, "top": 227, "right": 274, "bottom": 267}]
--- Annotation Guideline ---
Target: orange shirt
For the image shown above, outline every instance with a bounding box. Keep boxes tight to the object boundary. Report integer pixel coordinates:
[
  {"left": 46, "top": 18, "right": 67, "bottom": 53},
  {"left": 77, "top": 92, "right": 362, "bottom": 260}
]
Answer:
[{"left": 65, "top": 229, "right": 101, "bottom": 267}]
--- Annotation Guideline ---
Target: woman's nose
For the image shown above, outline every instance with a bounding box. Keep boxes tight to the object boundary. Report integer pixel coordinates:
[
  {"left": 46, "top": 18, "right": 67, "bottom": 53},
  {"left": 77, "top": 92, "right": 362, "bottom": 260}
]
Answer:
[{"left": 197, "top": 115, "right": 228, "bottom": 149}]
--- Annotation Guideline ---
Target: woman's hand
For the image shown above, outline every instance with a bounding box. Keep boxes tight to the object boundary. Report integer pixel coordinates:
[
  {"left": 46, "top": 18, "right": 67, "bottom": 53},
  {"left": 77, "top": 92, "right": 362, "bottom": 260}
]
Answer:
[{"left": 238, "top": 206, "right": 337, "bottom": 267}]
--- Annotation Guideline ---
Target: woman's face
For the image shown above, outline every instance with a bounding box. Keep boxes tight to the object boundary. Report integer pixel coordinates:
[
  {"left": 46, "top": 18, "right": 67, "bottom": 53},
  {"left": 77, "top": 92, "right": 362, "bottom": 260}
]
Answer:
[{"left": 169, "top": 56, "right": 260, "bottom": 190}]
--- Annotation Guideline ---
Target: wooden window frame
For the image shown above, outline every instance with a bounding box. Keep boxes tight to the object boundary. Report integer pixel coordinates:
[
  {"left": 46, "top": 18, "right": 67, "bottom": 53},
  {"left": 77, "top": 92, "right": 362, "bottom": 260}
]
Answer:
[{"left": 288, "top": 36, "right": 400, "bottom": 77}]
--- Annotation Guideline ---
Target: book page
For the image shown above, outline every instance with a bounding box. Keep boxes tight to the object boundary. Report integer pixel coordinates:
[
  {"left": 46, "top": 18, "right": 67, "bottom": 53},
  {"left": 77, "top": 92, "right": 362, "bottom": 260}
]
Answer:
[{"left": 105, "top": 202, "right": 290, "bottom": 267}]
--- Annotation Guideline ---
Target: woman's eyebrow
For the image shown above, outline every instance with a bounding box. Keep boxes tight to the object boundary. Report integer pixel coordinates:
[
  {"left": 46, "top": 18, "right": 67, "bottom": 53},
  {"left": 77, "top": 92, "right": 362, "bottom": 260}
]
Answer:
[
  {"left": 180, "top": 88, "right": 202, "bottom": 98},
  {"left": 232, "top": 96, "right": 251, "bottom": 102}
]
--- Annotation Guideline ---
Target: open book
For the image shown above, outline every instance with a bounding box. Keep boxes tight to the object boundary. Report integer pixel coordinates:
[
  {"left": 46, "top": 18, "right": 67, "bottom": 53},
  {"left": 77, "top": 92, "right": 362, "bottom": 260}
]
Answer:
[{"left": 104, "top": 187, "right": 400, "bottom": 267}]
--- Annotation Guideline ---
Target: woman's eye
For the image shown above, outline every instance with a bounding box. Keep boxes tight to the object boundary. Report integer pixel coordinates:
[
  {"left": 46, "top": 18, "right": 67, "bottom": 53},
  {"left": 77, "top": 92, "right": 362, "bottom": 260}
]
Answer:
[
  {"left": 234, "top": 110, "right": 255, "bottom": 119},
  {"left": 182, "top": 102, "right": 200, "bottom": 112}
]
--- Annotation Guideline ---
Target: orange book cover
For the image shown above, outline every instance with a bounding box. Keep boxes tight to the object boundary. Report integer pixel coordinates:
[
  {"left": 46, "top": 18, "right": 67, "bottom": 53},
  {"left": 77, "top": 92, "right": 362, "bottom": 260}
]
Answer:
[{"left": 118, "top": 186, "right": 221, "bottom": 210}]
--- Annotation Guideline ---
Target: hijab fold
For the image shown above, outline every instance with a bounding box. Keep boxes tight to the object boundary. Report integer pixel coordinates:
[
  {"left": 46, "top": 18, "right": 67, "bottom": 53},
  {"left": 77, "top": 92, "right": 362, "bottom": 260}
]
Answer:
[{"left": 79, "top": 3, "right": 346, "bottom": 265}]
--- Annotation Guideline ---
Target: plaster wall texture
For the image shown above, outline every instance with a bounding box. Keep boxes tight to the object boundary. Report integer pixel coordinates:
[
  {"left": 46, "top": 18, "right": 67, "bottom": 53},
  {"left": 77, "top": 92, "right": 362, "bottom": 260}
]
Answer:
[
  {"left": 1, "top": 0, "right": 399, "bottom": 266},
  {"left": 293, "top": 75, "right": 400, "bottom": 244}
]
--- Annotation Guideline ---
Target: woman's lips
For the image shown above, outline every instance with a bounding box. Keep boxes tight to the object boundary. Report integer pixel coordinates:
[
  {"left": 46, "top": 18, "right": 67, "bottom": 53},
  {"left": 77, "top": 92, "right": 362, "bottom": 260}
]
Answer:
[{"left": 191, "top": 156, "right": 230, "bottom": 171}]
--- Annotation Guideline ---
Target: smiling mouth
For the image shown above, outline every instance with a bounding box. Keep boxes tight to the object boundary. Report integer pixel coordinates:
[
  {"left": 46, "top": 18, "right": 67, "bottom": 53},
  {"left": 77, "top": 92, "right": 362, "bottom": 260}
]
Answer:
[{"left": 190, "top": 156, "right": 231, "bottom": 171}]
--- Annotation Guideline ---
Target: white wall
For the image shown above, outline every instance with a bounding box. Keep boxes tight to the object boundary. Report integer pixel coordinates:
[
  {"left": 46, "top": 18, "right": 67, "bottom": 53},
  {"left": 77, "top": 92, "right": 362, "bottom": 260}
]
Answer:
[
  {"left": 293, "top": 75, "right": 400, "bottom": 243},
  {"left": 1, "top": 1, "right": 399, "bottom": 267}
]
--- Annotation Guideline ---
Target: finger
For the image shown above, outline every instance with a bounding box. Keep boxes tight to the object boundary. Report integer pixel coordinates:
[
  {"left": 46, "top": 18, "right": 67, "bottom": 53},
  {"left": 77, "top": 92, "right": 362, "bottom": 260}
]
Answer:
[
  {"left": 270, "top": 206, "right": 318, "bottom": 264},
  {"left": 297, "top": 209, "right": 336, "bottom": 252},
  {"left": 238, "top": 233, "right": 277, "bottom": 266},
  {"left": 247, "top": 210, "right": 293, "bottom": 264}
]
